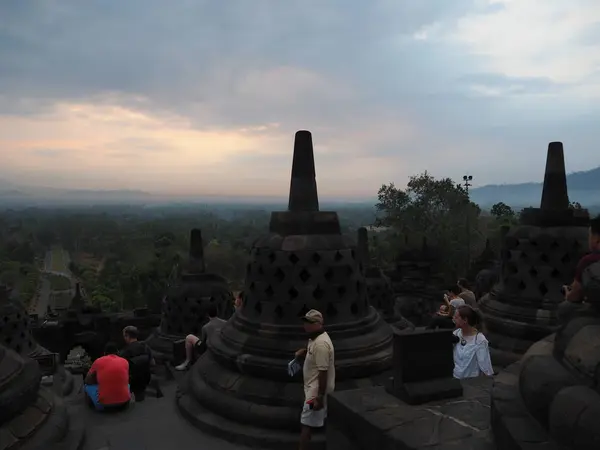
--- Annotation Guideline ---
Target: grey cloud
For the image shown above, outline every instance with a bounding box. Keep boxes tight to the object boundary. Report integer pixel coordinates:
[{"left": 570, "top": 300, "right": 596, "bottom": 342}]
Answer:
[
  {"left": 26, "top": 149, "right": 73, "bottom": 158},
  {"left": 0, "top": 0, "right": 599, "bottom": 188}
]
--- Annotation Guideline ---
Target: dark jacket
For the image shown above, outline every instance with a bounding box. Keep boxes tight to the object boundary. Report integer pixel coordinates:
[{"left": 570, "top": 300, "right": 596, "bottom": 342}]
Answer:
[{"left": 119, "top": 341, "right": 153, "bottom": 390}]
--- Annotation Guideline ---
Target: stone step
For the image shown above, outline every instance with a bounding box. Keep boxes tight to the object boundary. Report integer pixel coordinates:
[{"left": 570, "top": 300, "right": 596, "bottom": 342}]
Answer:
[{"left": 177, "top": 387, "right": 325, "bottom": 450}]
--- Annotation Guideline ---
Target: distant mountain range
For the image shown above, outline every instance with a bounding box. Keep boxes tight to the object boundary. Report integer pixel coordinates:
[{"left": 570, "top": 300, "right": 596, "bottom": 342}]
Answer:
[
  {"left": 470, "top": 166, "right": 600, "bottom": 208},
  {"left": 1, "top": 165, "right": 599, "bottom": 210}
]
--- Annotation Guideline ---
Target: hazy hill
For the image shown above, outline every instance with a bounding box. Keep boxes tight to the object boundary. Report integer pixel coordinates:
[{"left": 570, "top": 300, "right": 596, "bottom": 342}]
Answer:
[{"left": 470, "top": 166, "right": 600, "bottom": 208}]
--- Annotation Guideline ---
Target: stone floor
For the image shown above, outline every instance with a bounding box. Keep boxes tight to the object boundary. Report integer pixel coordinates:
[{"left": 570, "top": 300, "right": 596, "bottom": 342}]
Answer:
[
  {"left": 327, "top": 377, "right": 496, "bottom": 450},
  {"left": 63, "top": 375, "right": 250, "bottom": 450}
]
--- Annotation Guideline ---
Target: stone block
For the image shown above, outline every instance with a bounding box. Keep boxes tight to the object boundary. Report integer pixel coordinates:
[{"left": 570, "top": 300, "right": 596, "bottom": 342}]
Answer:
[
  {"left": 519, "top": 355, "right": 578, "bottom": 427},
  {"left": 549, "top": 385, "right": 600, "bottom": 449},
  {"left": 387, "top": 328, "right": 462, "bottom": 404}
]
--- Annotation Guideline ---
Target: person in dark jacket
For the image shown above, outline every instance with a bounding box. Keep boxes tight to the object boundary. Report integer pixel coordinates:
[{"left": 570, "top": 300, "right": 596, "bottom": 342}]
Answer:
[{"left": 119, "top": 326, "right": 154, "bottom": 401}]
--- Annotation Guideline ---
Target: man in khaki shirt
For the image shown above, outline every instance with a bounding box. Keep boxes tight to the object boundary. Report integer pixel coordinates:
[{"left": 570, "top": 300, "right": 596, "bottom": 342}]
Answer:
[{"left": 294, "top": 309, "right": 335, "bottom": 450}]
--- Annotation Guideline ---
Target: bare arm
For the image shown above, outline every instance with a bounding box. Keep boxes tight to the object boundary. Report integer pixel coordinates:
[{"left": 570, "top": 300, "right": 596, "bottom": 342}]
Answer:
[
  {"left": 317, "top": 371, "right": 328, "bottom": 398},
  {"left": 85, "top": 369, "right": 97, "bottom": 385},
  {"left": 313, "top": 342, "right": 331, "bottom": 399}
]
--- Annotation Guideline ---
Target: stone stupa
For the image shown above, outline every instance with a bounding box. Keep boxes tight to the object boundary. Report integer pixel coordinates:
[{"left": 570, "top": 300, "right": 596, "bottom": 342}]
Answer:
[
  {"left": 145, "top": 229, "right": 234, "bottom": 360},
  {"left": 479, "top": 142, "right": 590, "bottom": 366},
  {"left": 177, "top": 130, "right": 393, "bottom": 449}
]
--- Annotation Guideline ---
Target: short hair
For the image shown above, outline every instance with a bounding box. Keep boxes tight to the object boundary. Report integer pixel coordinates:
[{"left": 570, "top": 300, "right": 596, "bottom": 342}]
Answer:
[
  {"left": 123, "top": 325, "right": 139, "bottom": 339},
  {"left": 457, "top": 305, "right": 483, "bottom": 329},
  {"left": 591, "top": 214, "right": 600, "bottom": 235},
  {"left": 207, "top": 304, "right": 218, "bottom": 317},
  {"left": 105, "top": 342, "right": 118, "bottom": 354},
  {"left": 457, "top": 278, "right": 470, "bottom": 289},
  {"left": 448, "top": 285, "right": 461, "bottom": 296}
]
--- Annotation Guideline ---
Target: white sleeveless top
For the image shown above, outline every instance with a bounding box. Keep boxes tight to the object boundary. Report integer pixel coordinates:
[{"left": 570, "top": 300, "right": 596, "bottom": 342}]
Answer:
[{"left": 452, "top": 329, "right": 494, "bottom": 379}]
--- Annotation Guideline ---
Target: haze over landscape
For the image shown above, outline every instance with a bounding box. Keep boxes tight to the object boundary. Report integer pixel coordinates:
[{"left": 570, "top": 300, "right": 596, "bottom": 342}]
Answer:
[{"left": 1, "top": 0, "right": 600, "bottom": 205}]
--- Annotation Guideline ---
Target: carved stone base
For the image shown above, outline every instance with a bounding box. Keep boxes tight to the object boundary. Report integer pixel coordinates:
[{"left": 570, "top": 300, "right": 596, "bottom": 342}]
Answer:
[
  {"left": 177, "top": 352, "right": 390, "bottom": 449},
  {"left": 0, "top": 387, "right": 85, "bottom": 450},
  {"left": 0, "top": 346, "right": 85, "bottom": 450}
]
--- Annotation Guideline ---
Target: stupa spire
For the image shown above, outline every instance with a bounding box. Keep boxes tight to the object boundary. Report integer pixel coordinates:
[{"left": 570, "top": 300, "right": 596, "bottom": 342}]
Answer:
[
  {"left": 357, "top": 227, "right": 370, "bottom": 269},
  {"left": 540, "top": 142, "right": 569, "bottom": 210},
  {"left": 288, "top": 130, "right": 319, "bottom": 212},
  {"left": 189, "top": 228, "right": 206, "bottom": 273}
]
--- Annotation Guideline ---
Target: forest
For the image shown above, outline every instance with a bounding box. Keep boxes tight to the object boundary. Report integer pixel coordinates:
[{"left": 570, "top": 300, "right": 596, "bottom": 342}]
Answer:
[{"left": 0, "top": 171, "right": 574, "bottom": 313}]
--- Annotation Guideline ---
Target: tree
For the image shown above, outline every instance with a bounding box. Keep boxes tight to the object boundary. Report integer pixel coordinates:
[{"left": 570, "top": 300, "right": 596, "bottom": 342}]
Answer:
[
  {"left": 375, "top": 172, "right": 482, "bottom": 279},
  {"left": 490, "top": 202, "right": 515, "bottom": 219},
  {"left": 569, "top": 201, "right": 583, "bottom": 210}
]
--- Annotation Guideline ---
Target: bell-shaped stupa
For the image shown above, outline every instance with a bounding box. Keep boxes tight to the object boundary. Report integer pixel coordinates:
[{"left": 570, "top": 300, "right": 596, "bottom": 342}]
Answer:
[
  {"left": 146, "top": 228, "right": 234, "bottom": 360},
  {"left": 479, "top": 142, "right": 590, "bottom": 366},
  {"left": 177, "top": 130, "right": 393, "bottom": 449}
]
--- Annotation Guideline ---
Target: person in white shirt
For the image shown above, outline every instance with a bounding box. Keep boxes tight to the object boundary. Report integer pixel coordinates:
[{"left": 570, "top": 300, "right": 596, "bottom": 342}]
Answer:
[
  {"left": 294, "top": 309, "right": 335, "bottom": 450},
  {"left": 444, "top": 285, "right": 465, "bottom": 313},
  {"left": 452, "top": 305, "right": 494, "bottom": 379}
]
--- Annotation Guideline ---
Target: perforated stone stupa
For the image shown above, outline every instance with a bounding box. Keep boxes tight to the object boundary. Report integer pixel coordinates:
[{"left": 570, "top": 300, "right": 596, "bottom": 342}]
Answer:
[
  {"left": 146, "top": 228, "right": 234, "bottom": 360},
  {"left": 0, "top": 334, "right": 84, "bottom": 449},
  {"left": 177, "top": 130, "right": 393, "bottom": 449},
  {"left": 0, "top": 285, "right": 46, "bottom": 357},
  {"left": 479, "top": 142, "right": 590, "bottom": 366}
]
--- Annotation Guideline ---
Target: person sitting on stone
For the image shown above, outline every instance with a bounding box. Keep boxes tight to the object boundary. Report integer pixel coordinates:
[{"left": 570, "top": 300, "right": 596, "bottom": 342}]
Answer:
[
  {"left": 457, "top": 278, "right": 477, "bottom": 307},
  {"left": 426, "top": 304, "right": 455, "bottom": 329},
  {"left": 84, "top": 342, "right": 131, "bottom": 411},
  {"left": 119, "top": 325, "right": 154, "bottom": 401},
  {"left": 175, "top": 304, "right": 226, "bottom": 371},
  {"left": 444, "top": 284, "right": 465, "bottom": 313},
  {"left": 294, "top": 309, "right": 335, "bottom": 450},
  {"left": 559, "top": 214, "right": 600, "bottom": 322},
  {"left": 452, "top": 305, "right": 494, "bottom": 379}
]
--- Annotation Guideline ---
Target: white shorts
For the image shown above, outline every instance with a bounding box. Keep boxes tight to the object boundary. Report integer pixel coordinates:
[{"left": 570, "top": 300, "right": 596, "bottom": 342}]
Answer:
[{"left": 300, "top": 401, "right": 327, "bottom": 428}]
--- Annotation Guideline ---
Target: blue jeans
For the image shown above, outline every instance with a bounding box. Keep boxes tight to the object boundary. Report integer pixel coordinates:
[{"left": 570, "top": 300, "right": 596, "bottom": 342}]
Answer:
[{"left": 84, "top": 384, "right": 130, "bottom": 411}]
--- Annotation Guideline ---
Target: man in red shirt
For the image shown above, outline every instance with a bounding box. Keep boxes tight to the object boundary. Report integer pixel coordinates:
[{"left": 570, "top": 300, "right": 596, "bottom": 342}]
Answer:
[
  {"left": 84, "top": 342, "right": 131, "bottom": 411},
  {"left": 559, "top": 215, "right": 600, "bottom": 322}
]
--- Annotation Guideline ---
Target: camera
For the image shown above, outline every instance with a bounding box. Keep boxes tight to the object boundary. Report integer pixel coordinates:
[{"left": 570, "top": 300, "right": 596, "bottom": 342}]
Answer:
[{"left": 561, "top": 285, "right": 571, "bottom": 295}]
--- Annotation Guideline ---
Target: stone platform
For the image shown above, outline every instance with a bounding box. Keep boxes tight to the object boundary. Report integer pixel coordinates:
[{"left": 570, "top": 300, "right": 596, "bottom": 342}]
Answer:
[
  {"left": 327, "top": 378, "right": 495, "bottom": 450},
  {"left": 55, "top": 368, "right": 251, "bottom": 450}
]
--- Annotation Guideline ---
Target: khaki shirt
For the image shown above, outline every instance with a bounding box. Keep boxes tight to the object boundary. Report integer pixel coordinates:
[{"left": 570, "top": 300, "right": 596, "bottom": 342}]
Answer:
[{"left": 303, "top": 332, "right": 335, "bottom": 401}]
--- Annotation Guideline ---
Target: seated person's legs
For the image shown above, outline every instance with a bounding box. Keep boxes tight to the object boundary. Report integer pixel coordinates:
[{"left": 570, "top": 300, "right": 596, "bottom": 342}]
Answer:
[
  {"left": 175, "top": 334, "right": 200, "bottom": 370},
  {"left": 84, "top": 384, "right": 104, "bottom": 411}
]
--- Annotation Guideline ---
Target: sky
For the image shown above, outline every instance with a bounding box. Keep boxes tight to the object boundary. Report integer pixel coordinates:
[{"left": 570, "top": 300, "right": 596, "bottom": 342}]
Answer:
[{"left": 1, "top": 0, "right": 600, "bottom": 200}]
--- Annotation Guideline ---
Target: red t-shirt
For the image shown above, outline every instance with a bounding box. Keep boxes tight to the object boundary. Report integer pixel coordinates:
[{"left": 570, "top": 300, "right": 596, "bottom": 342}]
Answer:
[
  {"left": 574, "top": 252, "right": 600, "bottom": 283},
  {"left": 89, "top": 354, "right": 130, "bottom": 405}
]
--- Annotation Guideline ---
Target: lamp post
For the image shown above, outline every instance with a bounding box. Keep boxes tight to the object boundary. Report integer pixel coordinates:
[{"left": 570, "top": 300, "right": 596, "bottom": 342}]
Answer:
[{"left": 463, "top": 175, "right": 473, "bottom": 270}]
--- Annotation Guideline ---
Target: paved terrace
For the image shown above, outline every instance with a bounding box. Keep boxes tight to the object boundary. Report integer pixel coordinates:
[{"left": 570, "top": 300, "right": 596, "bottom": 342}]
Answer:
[{"left": 62, "top": 372, "right": 250, "bottom": 450}]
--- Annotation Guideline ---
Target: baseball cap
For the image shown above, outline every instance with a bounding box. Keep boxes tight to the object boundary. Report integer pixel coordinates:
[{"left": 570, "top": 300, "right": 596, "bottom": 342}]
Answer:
[{"left": 301, "top": 309, "right": 323, "bottom": 324}]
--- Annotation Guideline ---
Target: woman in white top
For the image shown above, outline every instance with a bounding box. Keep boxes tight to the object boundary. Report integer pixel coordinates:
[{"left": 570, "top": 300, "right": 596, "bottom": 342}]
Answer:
[{"left": 452, "top": 305, "right": 494, "bottom": 379}]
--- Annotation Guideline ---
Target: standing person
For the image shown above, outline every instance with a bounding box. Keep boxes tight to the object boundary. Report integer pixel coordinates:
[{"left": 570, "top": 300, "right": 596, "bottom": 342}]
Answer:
[
  {"left": 560, "top": 214, "right": 600, "bottom": 321},
  {"left": 452, "top": 306, "right": 494, "bottom": 379},
  {"left": 119, "top": 326, "right": 154, "bottom": 401},
  {"left": 84, "top": 342, "right": 131, "bottom": 411},
  {"left": 294, "top": 310, "right": 335, "bottom": 450},
  {"left": 457, "top": 278, "right": 477, "bottom": 307},
  {"left": 175, "top": 304, "right": 226, "bottom": 371}
]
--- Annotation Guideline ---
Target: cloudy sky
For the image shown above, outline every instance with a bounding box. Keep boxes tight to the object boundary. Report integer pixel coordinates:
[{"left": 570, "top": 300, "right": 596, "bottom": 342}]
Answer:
[{"left": 1, "top": 0, "right": 599, "bottom": 199}]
